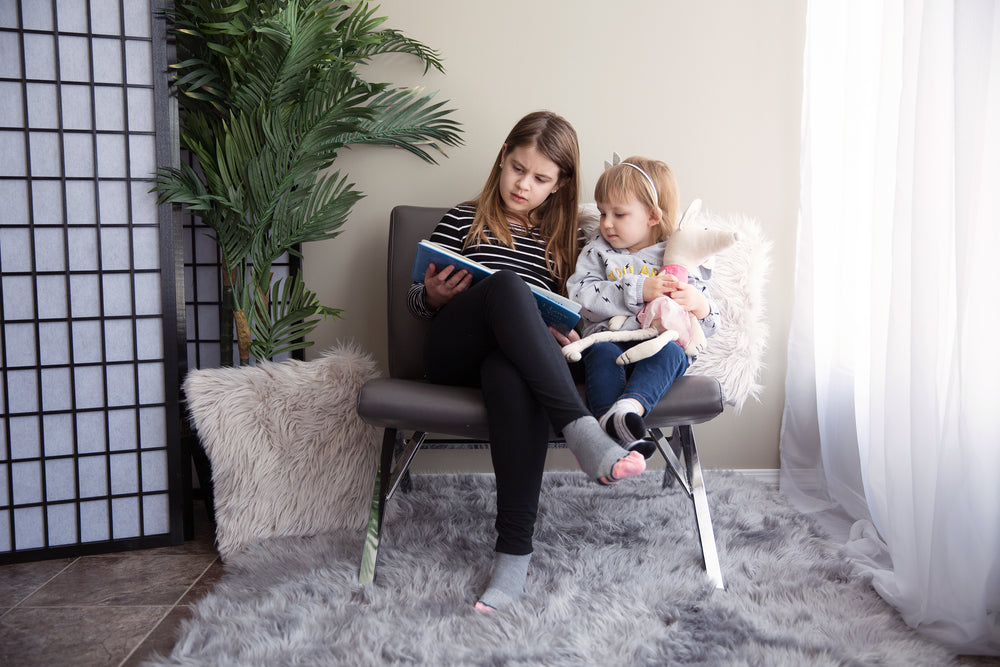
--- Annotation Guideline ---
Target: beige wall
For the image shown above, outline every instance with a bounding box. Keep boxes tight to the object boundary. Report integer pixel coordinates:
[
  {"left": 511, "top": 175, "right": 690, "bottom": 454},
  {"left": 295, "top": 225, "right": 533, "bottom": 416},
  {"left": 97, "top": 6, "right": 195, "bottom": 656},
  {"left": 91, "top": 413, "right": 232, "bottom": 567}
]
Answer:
[{"left": 303, "top": 0, "right": 806, "bottom": 472}]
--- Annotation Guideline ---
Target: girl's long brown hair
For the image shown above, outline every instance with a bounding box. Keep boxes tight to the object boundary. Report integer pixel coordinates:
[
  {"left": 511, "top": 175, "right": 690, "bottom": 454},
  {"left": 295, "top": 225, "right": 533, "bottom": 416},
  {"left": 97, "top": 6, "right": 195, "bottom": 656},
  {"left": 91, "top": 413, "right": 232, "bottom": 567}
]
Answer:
[{"left": 463, "top": 110, "right": 581, "bottom": 292}]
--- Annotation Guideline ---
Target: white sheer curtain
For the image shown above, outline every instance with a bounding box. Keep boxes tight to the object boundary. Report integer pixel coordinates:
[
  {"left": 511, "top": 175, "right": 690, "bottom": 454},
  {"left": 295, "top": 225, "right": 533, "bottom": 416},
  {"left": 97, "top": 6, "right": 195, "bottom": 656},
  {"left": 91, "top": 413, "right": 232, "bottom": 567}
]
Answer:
[{"left": 780, "top": 0, "right": 1000, "bottom": 655}]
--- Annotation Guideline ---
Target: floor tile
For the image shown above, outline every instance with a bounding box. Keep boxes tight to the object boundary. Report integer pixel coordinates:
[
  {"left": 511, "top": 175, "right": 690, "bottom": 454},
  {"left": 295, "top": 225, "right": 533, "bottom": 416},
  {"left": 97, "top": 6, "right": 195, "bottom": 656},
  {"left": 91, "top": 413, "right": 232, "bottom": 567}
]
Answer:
[
  {"left": 121, "top": 604, "right": 193, "bottom": 666},
  {"left": 145, "top": 507, "right": 218, "bottom": 557},
  {"left": 24, "top": 552, "right": 218, "bottom": 608},
  {"left": 0, "top": 605, "right": 167, "bottom": 666},
  {"left": 179, "top": 558, "right": 224, "bottom": 605},
  {"left": 141, "top": 534, "right": 217, "bottom": 557},
  {"left": 0, "top": 558, "right": 76, "bottom": 608}
]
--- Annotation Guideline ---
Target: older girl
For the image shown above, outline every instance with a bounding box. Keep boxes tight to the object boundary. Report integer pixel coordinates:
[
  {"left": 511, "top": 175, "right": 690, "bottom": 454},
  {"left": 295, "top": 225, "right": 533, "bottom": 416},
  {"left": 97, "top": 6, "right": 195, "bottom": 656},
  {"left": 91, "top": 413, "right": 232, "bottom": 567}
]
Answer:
[{"left": 408, "top": 111, "right": 645, "bottom": 612}]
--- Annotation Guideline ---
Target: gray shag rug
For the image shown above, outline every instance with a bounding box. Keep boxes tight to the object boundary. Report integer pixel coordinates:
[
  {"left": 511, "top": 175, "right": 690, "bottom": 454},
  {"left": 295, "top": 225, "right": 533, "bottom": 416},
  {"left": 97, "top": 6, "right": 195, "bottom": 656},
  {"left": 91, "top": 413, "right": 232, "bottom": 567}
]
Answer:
[{"left": 148, "top": 472, "right": 960, "bottom": 666}]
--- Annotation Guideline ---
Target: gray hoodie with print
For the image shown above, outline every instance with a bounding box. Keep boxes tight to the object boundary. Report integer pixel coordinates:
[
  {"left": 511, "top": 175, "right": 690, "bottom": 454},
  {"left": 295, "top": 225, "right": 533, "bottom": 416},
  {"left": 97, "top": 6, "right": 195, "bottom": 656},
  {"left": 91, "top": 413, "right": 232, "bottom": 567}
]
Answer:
[{"left": 567, "top": 235, "right": 718, "bottom": 345}]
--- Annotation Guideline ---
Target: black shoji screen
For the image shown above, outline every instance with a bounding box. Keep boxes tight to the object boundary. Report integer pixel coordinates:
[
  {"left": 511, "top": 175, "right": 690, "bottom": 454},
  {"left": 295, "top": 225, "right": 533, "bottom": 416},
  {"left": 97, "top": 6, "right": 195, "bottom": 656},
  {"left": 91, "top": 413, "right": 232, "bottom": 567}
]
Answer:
[{"left": 0, "top": 0, "right": 184, "bottom": 563}]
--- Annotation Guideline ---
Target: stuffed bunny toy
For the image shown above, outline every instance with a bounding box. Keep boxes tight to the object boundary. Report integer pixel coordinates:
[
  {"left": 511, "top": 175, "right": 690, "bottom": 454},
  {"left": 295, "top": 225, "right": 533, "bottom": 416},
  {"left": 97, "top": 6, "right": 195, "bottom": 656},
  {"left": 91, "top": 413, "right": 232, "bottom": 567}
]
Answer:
[{"left": 563, "top": 200, "right": 737, "bottom": 365}]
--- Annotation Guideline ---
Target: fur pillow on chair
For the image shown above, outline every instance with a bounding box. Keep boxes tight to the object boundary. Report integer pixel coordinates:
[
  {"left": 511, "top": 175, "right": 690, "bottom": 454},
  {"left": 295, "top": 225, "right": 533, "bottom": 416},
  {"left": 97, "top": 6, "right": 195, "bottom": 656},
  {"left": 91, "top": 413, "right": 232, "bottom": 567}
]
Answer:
[
  {"left": 182, "top": 342, "right": 381, "bottom": 560},
  {"left": 579, "top": 203, "right": 771, "bottom": 411}
]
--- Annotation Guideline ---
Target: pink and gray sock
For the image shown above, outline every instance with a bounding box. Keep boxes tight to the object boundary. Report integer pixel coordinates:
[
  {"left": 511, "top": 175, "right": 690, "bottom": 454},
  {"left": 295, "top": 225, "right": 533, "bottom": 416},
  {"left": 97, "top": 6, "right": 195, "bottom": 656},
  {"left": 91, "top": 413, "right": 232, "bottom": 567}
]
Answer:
[{"left": 561, "top": 416, "right": 646, "bottom": 485}]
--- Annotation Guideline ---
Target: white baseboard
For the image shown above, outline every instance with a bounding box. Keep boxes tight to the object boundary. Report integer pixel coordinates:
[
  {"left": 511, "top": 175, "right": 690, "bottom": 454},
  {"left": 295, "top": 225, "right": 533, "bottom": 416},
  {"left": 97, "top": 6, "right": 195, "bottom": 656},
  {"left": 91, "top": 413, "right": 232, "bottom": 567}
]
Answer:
[{"left": 722, "top": 468, "right": 780, "bottom": 486}]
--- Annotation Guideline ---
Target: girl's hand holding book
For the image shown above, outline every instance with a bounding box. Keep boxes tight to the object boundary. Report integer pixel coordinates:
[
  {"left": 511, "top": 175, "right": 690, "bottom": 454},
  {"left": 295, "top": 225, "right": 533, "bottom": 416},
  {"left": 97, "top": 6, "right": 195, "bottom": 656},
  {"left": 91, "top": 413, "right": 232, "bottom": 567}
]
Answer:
[
  {"left": 423, "top": 262, "right": 473, "bottom": 309},
  {"left": 549, "top": 325, "right": 581, "bottom": 347}
]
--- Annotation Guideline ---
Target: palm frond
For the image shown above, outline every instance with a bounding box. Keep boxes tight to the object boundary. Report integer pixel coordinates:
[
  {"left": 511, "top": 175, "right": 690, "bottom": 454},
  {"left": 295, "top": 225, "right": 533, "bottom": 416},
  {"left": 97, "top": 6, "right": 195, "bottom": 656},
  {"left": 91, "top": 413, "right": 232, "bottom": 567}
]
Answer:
[
  {"left": 333, "top": 3, "right": 444, "bottom": 74},
  {"left": 336, "top": 87, "right": 464, "bottom": 163},
  {"left": 245, "top": 273, "right": 341, "bottom": 360},
  {"left": 163, "top": 0, "right": 255, "bottom": 113},
  {"left": 347, "top": 29, "right": 446, "bottom": 75},
  {"left": 152, "top": 162, "right": 215, "bottom": 212},
  {"left": 279, "top": 170, "right": 363, "bottom": 248}
]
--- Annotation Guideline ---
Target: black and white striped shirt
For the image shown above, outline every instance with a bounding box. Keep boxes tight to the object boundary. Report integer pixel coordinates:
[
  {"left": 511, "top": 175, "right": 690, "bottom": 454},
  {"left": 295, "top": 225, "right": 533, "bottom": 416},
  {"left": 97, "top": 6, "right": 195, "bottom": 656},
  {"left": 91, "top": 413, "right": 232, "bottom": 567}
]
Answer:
[{"left": 407, "top": 205, "right": 558, "bottom": 319}]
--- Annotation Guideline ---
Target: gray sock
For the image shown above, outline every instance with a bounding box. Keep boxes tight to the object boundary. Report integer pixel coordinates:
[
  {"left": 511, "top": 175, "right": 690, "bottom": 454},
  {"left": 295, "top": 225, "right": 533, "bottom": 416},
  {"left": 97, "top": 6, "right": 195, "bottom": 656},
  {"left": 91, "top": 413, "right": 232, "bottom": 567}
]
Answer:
[
  {"left": 600, "top": 398, "right": 647, "bottom": 444},
  {"left": 477, "top": 552, "right": 531, "bottom": 610},
  {"left": 562, "top": 415, "right": 627, "bottom": 480}
]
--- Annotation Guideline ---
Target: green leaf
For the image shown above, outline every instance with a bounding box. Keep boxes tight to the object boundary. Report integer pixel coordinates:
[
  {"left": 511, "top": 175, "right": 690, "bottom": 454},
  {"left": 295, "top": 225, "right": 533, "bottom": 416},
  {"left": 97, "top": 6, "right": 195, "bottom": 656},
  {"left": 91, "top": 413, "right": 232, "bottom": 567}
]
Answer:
[
  {"left": 337, "top": 87, "right": 463, "bottom": 163},
  {"left": 246, "top": 272, "right": 342, "bottom": 360}
]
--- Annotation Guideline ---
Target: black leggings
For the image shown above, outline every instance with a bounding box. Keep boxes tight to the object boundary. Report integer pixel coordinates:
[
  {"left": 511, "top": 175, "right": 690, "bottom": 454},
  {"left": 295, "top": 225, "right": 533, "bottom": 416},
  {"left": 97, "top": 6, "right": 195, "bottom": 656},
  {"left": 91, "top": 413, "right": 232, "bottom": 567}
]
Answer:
[{"left": 424, "top": 271, "right": 588, "bottom": 555}]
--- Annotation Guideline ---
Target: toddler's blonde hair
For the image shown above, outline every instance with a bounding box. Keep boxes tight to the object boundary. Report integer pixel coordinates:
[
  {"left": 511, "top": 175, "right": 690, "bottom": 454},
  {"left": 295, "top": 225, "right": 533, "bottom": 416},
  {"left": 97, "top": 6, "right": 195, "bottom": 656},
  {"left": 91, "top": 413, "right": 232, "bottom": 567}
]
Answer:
[{"left": 594, "top": 156, "right": 680, "bottom": 242}]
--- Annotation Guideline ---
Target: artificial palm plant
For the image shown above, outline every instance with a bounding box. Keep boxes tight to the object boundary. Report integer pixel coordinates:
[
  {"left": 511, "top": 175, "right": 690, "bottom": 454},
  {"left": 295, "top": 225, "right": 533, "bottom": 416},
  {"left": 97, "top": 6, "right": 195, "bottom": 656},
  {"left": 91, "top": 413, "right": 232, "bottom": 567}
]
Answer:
[{"left": 154, "top": 0, "right": 462, "bottom": 365}]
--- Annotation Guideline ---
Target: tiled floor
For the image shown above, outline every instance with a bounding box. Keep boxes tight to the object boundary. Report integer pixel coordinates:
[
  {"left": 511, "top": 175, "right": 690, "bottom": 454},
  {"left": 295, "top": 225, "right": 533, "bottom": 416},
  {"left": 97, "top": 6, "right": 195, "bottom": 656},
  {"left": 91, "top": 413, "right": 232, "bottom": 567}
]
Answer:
[{"left": 0, "top": 500, "right": 221, "bottom": 666}]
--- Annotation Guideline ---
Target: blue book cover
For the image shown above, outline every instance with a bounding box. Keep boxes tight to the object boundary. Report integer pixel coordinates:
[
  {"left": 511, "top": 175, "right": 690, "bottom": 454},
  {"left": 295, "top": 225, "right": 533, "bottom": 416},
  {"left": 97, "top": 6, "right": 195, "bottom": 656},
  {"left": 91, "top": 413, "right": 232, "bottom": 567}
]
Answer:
[{"left": 412, "top": 240, "right": 581, "bottom": 334}]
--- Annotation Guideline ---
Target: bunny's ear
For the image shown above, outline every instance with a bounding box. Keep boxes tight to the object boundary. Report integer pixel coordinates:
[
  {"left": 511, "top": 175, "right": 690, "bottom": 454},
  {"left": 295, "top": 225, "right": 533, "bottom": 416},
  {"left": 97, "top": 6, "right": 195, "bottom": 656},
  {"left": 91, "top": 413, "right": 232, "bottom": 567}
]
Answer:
[
  {"left": 603, "top": 152, "right": 623, "bottom": 171},
  {"left": 677, "top": 198, "right": 703, "bottom": 229}
]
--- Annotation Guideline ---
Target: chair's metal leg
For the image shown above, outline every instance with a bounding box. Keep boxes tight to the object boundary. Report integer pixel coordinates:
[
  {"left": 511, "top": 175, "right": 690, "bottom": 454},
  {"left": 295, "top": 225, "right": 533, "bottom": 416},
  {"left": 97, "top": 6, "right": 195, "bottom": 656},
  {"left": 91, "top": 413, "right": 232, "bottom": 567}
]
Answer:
[
  {"left": 360, "top": 427, "right": 397, "bottom": 586},
  {"left": 359, "top": 429, "right": 429, "bottom": 587},
  {"left": 386, "top": 432, "right": 427, "bottom": 502},
  {"left": 678, "top": 425, "right": 724, "bottom": 590},
  {"left": 650, "top": 427, "right": 691, "bottom": 494}
]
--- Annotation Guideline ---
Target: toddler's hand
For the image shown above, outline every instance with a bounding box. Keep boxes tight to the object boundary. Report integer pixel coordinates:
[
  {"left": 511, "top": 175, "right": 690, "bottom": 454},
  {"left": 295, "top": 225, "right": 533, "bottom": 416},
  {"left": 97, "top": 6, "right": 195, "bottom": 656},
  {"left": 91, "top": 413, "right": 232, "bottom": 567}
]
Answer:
[
  {"left": 669, "top": 282, "right": 710, "bottom": 319},
  {"left": 643, "top": 273, "right": 679, "bottom": 302}
]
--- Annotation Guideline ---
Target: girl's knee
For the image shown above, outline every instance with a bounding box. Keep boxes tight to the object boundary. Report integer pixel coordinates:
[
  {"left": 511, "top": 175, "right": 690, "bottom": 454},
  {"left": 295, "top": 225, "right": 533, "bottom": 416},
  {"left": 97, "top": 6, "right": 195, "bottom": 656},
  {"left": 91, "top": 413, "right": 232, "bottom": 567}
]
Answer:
[
  {"left": 489, "top": 269, "right": 530, "bottom": 294},
  {"left": 485, "top": 270, "right": 535, "bottom": 310}
]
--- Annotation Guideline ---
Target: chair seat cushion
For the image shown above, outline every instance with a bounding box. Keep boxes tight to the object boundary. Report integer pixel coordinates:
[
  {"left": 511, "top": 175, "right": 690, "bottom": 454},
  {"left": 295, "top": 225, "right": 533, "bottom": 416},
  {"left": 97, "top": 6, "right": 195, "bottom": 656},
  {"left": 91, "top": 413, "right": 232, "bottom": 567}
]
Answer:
[{"left": 356, "top": 374, "right": 724, "bottom": 441}]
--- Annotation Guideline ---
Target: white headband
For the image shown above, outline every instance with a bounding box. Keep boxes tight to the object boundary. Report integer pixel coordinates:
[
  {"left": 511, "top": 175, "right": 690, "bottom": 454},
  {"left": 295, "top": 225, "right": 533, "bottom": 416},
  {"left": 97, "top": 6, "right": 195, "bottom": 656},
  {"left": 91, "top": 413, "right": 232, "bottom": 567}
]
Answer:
[
  {"left": 620, "top": 162, "right": 658, "bottom": 203},
  {"left": 605, "top": 152, "right": 658, "bottom": 203}
]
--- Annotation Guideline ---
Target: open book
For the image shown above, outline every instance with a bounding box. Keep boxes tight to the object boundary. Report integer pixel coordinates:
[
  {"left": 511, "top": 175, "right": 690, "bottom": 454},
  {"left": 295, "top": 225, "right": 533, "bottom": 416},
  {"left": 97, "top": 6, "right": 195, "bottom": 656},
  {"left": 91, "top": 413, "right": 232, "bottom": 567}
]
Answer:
[{"left": 412, "top": 240, "right": 581, "bottom": 334}]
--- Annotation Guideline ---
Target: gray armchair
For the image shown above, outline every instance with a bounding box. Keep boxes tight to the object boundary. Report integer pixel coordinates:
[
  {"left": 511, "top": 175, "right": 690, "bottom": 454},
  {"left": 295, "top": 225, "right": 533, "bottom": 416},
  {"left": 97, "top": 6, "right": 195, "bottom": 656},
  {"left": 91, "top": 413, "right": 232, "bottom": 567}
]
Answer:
[{"left": 357, "top": 205, "right": 729, "bottom": 589}]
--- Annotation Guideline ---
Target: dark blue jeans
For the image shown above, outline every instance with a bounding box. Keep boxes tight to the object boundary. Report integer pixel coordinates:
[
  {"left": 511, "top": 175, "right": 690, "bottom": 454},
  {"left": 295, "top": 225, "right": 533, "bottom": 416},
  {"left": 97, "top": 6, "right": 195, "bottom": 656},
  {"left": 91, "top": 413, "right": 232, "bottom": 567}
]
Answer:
[{"left": 582, "top": 339, "right": 689, "bottom": 418}]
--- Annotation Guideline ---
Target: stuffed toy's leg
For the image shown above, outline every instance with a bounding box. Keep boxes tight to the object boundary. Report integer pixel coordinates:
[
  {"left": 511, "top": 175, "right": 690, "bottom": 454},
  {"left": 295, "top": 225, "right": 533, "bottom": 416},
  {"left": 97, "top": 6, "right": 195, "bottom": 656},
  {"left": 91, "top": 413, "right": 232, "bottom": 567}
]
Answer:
[
  {"left": 562, "top": 327, "right": 661, "bottom": 363},
  {"left": 616, "top": 329, "right": 681, "bottom": 365},
  {"left": 682, "top": 313, "right": 707, "bottom": 356}
]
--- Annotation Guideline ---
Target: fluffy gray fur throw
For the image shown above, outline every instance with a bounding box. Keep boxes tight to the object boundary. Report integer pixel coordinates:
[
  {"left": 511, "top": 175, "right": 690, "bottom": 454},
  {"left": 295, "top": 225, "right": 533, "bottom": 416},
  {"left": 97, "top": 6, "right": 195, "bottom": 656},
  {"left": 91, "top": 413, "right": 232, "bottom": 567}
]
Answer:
[{"left": 147, "top": 472, "right": 958, "bottom": 666}]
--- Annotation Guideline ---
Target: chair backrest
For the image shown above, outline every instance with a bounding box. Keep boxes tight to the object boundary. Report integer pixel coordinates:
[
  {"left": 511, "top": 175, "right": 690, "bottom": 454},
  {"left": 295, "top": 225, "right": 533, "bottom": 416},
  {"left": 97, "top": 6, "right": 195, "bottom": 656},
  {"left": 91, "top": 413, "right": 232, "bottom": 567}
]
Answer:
[{"left": 386, "top": 205, "right": 449, "bottom": 380}]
